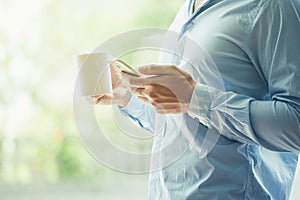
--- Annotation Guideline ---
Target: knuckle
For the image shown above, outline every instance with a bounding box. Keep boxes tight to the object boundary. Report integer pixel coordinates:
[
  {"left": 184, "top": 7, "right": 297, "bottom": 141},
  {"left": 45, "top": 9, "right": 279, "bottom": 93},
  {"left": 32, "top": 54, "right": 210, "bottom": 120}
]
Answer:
[
  {"left": 147, "top": 84, "right": 155, "bottom": 90},
  {"left": 168, "top": 65, "right": 179, "bottom": 74},
  {"left": 170, "top": 65, "right": 177, "bottom": 70}
]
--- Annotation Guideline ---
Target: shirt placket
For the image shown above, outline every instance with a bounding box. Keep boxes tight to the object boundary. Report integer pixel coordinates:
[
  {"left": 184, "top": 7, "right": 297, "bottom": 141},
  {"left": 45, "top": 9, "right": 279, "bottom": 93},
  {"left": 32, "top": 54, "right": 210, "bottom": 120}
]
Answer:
[{"left": 180, "top": 0, "right": 212, "bottom": 36}]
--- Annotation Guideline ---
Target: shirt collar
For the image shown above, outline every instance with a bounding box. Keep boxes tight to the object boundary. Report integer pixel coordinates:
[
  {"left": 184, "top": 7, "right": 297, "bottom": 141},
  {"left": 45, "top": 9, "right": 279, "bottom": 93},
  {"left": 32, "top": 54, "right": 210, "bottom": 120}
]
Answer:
[{"left": 188, "top": 0, "right": 211, "bottom": 17}]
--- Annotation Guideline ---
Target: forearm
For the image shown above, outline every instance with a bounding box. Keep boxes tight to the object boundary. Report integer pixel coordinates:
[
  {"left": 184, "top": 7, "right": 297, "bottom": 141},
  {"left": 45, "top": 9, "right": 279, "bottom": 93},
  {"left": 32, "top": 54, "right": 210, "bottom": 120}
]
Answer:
[
  {"left": 250, "top": 100, "right": 300, "bottom": 152},
  {"left": 119, "top": 94, "right": 156, "bottom": 133},
  {"left": 188, "top": 83, "right": 300, "bottom": 153}
]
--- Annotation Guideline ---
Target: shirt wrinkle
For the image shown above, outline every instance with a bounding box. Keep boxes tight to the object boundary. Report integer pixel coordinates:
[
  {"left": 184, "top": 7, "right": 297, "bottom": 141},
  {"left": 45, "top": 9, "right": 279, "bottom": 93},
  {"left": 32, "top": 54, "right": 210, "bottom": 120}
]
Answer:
[{"left": 119, "top": 0, "right": 299, "bottom": 199}]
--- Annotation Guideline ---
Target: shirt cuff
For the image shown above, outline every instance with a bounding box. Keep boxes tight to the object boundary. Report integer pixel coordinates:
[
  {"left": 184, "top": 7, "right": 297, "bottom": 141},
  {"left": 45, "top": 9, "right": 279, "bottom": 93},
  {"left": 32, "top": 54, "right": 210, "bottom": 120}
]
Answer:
[
  {"left": 188, "top": 83, "right": 212, "bottom": 127},
  {"left": 118, "top": 95, "right": 144, "bottom": 117}
]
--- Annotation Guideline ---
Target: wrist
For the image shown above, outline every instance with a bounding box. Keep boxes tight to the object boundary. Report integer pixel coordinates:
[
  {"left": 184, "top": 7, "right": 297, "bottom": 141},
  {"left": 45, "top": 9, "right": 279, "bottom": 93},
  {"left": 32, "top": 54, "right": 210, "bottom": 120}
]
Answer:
[
  {"left": 112, "top": 85, "right": 132, "bottom": 107},
  {"left": 187, "top": 80, "right": 197, "bottom": 104},
  {"left": 118, "top": 91, "right": 131, "bottom": 108}
]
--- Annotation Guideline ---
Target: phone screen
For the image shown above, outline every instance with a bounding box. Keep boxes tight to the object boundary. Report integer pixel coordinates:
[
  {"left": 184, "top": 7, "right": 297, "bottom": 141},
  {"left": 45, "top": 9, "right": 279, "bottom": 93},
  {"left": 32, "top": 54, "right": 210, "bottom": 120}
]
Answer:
[{"left": 111, "top": 59, "right": 143, "bottom": 77}]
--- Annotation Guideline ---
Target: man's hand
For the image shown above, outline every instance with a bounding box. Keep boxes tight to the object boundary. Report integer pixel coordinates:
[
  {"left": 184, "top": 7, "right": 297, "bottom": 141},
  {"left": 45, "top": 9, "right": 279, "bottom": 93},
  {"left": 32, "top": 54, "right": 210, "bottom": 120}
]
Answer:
[
  {"left": 92, "top": 64, "right": 131, "bottom": 107},
  {"left": 126, "top": 64, "right": 196, "bottom": 114}
]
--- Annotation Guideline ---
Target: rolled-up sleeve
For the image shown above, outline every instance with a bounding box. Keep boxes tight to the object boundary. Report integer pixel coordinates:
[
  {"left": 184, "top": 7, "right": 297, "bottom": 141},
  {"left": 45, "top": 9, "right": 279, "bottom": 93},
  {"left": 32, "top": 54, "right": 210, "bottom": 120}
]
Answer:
[{"left": 188, "top": 0, "right": 300, "bottom": 153}]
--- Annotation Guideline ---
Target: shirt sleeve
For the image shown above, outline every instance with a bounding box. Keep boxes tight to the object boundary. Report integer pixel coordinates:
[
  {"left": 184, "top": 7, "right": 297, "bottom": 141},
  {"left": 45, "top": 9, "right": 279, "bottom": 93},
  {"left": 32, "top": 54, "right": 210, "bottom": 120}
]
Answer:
[
  {"left": 188, "top": 0, "right": 300, "bottom": 153},
  {"left": 119, "top": 94, "right": 156, "bottom": 133}
]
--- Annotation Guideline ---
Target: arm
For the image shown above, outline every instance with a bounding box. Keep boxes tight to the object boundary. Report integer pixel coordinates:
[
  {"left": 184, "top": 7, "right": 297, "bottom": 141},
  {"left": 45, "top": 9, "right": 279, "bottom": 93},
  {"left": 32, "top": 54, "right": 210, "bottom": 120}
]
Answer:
[
  {"left": 188, "top": 83, "right": 300, "bottom": 153},
  {"left": 93, "top": 64, "right": 157, "bottom": 133},
  {"left": 125, "top": 1, "right": 300, "bottom": 153},
  {"left": 119, "top": 94, "right": 157, "bottom": 133},
  {"left": 189, "top": 0, "right": 300, "bottom": 153}
]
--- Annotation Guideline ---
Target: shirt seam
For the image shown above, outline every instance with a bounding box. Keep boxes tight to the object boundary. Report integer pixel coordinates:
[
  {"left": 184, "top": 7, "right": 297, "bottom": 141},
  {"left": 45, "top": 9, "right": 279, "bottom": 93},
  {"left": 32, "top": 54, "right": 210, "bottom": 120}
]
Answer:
[
  {"left": 244, "top": 144, "right": 252, "bottom": 200},
  {"left": 242, "top": 0, "right": 271, "bottom": 92},
  {"left": 243, "top": 0, "right": 268, "bottom": 45}
]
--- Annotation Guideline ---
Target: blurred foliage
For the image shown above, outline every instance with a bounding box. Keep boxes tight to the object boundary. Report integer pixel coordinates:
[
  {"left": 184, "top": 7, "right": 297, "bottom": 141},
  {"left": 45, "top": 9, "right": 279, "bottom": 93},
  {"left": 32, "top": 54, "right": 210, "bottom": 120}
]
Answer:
[
  {"left": 0, "top": 0, "right": 183, "bottom": 184},
  {"left": 0, "top": 137, "right": 2, "bottom": 174},
  {"left": 56, "top": 138, "right": 83, "bottom": 179},
  {"left": 134, "top": 0, "right": 183, "bottom": 27}
]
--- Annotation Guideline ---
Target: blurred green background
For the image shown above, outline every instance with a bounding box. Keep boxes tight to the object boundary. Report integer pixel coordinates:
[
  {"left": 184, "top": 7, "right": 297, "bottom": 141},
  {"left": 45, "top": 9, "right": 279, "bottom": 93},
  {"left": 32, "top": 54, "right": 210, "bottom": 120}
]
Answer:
[
  {"left": 0, "top": 0, "right": 182, "bottom": 199},
  {"left": 0, "top": 0, "right": 299, "bottom": 199}
]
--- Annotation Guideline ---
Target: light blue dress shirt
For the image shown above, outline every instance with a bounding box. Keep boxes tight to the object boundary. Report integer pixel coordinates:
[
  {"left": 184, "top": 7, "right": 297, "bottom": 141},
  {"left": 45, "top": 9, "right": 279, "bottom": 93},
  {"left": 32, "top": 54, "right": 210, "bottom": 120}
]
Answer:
[{"left": 120, "top": 0, "right": 300, "bottom": 199}]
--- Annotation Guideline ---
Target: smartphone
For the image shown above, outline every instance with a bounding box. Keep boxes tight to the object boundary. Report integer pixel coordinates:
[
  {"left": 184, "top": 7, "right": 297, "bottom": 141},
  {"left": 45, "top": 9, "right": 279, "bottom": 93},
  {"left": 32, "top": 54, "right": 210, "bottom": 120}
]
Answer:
[{"left": 111, "top": 59, "right": 143, "bottom": 77}]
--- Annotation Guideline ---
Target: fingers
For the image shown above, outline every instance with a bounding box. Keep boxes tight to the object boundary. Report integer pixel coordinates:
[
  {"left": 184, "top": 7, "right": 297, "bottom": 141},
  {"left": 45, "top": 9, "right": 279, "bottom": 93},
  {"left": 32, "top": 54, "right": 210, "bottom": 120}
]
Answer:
[
  {"left": 92, "top": 94, "right": 112, "bottom": 105},
  {"left": 154, "top": 102, "right": 188, "bottom": 114},
  {"left": 124, "top": 74, "right": 166, "bottom": 88},
  {"left": 156, "top": 108, "right": 183, "bottom": 114},
  {"left": 134, "top": 91, "right": 186, "bottom": 114},
  {"left": 137, "top": 96, "right": 149, "bottom": 104},
  {"left": 136, "top": 96, "right": 184, "bottom": 114},
  {"left": 138, "top": 64, "right": 182, "bottom": 75},
  {"left": 134, "top": 87, "right": 146, "bottom": 96},
  {"left": 123, "top": 65, "right": 189, "bottom": 88},
  {"left": 134, "top": 87, "right": 189, "bottom": 114},
  {"left": 152, "top": 102, "right": 187, "bottom": 114}
]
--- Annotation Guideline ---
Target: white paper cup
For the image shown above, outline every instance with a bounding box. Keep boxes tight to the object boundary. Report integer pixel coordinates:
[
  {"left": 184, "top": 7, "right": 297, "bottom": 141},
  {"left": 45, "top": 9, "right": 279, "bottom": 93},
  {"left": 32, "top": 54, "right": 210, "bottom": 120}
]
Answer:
[{"left": 75, "top": 52, "right": 114, "bottom": 97}]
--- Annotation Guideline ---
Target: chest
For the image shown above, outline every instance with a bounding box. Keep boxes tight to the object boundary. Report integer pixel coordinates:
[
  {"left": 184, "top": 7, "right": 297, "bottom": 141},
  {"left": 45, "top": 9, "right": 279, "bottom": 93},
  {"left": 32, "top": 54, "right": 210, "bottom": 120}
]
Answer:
[{"left": 166, "top": 1, "right": 268, "bottom": 98}]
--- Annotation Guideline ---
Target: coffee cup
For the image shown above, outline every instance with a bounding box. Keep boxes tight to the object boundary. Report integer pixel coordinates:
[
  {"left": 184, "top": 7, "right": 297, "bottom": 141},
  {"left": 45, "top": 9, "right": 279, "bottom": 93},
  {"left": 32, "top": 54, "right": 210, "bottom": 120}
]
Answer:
[{"left": 75, "top": 52, "right": 114, "bottom": 97}]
